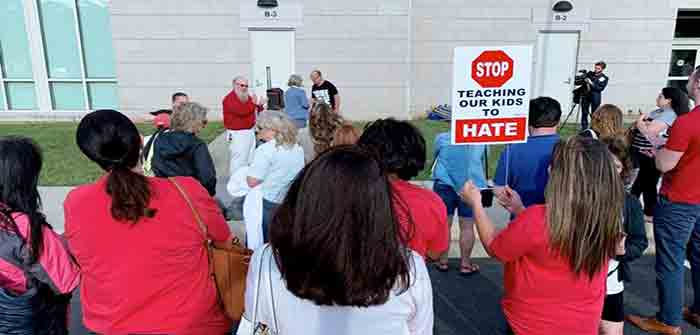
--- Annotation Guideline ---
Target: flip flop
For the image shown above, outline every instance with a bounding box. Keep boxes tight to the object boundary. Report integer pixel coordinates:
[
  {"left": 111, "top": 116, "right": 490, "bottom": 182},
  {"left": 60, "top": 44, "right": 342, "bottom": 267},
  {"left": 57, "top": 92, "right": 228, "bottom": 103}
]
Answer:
[
  {"left": 434, "top": 263, "right": 449, "bottom": 272},
  {"left": 459, "top": 264, "right": 480, "bottom": 277}
]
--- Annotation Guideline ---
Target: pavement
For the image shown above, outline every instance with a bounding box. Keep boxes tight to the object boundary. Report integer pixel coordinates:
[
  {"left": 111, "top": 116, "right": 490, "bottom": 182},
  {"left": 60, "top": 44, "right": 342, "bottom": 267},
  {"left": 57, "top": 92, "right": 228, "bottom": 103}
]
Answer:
[{"left": 67, "top": 256, "right": 700, "bottom": 334}]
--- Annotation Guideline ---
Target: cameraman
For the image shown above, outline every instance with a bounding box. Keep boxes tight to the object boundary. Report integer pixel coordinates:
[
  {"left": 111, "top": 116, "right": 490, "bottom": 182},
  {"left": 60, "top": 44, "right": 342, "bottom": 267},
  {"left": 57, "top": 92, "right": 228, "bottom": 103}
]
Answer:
[{"left": 581, "top": 61, "right": 609, "bottom": 130}]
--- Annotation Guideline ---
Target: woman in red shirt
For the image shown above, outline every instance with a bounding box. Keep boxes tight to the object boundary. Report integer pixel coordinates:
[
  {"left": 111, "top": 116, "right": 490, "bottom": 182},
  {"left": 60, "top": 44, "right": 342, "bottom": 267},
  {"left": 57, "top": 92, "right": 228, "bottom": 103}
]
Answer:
[
  {"left": 461, "top": 136, "right": 624, "bottom": 335},
  {"left": 65, "top": 110, "right": 233, "bottom": 334}
]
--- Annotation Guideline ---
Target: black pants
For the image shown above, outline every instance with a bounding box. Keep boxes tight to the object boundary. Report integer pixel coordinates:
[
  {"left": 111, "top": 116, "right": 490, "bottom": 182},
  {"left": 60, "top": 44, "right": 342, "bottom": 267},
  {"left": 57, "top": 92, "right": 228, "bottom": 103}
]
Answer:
[
  {"left": 580, "top": 94, "right": 601, "bottom": 130},
  {"left": 630, "top": 149, "right": 661, "bottom": 216}
]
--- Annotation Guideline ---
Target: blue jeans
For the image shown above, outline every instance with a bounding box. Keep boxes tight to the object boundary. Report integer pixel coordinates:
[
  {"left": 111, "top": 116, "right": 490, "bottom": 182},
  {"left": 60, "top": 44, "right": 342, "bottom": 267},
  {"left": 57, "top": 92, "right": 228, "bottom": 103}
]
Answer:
[
  {"left": 655, "top": 196, "right": 700, "bottom": 326},
  {"left": 261, "top": 199, "right": 279, "bottom": 243}
]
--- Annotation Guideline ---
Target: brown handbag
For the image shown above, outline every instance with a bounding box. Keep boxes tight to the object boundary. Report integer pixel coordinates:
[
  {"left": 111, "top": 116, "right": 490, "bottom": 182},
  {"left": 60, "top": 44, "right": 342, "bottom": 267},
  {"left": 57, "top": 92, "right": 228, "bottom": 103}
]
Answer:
[{"left": 169, "top": 178, "right": 253, "bottom": 321}]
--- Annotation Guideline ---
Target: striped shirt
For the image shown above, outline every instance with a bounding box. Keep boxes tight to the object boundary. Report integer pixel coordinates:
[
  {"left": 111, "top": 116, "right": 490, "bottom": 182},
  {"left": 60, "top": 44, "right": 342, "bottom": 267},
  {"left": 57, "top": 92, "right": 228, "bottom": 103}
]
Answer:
[{"left": 631, "top": 107, "right": 676, "bottom": 150}]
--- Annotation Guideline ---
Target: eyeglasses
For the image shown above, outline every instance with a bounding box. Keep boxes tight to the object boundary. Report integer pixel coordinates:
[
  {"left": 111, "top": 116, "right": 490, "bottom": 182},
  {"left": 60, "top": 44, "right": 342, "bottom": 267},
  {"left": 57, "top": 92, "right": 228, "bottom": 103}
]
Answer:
[{"left": 237, "top": 84, "right": 249, "bottom": 88}]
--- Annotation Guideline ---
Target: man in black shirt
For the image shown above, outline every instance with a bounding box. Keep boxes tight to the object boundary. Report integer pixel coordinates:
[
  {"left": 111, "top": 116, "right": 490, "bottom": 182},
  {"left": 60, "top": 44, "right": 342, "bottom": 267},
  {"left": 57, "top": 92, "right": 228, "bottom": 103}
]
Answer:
[{"left": 310, "top": 70, "right": 341, "bottom": 113}]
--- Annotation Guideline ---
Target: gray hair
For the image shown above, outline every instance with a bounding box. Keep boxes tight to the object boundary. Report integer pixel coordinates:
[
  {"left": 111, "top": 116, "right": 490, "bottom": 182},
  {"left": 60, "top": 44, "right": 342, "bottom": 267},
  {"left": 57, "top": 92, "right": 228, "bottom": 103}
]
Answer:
[
  {"left": 171, "top": 102, "right": 208, "bottom": 133},
  {"left": 233, "top": 75, "right": 248, "bottom": 84},
  {"left": 288, "top": 74, "right": 304, "bottom": 87},
  {"left": 256, "top": 110, "right": 298, "bottom": 147}
]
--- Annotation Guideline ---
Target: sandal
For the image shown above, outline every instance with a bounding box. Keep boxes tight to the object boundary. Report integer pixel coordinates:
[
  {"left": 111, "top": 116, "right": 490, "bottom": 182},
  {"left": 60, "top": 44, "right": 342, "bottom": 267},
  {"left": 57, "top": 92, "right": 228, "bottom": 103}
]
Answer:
[
  {"left": 459, "top": 264, "right": 480, "bottom": 277},
  {"left": 434, "top": 262, "right": 449, "bottom": 272}
]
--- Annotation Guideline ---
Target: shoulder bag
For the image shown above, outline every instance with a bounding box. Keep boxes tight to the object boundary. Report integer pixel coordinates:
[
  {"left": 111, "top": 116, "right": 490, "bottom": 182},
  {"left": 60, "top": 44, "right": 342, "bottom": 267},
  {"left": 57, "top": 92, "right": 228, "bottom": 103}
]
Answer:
[{"left": 169, "top": 177, "right": 253, "bottom": 321}]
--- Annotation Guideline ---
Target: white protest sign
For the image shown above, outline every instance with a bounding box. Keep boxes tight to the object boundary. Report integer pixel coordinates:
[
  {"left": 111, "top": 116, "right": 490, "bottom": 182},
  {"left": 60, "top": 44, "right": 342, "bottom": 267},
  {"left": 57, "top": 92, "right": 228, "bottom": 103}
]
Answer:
[{"left": 451, "top": 46, "right": 533, "bottom": 145}]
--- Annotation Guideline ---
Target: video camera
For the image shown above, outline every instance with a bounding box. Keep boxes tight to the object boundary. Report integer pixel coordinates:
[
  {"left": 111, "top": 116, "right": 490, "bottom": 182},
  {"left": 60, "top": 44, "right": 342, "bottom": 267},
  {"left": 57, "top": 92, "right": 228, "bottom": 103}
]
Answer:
[{"left": 572, "top": 69, "right": 594, "bottom": 104}]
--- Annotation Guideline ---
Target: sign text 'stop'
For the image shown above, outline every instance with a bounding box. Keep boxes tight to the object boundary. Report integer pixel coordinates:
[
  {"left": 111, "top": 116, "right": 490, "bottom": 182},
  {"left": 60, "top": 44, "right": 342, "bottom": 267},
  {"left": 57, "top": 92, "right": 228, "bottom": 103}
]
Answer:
[{"left": 471, "top": 50, "right": 514, "bottom": 88}]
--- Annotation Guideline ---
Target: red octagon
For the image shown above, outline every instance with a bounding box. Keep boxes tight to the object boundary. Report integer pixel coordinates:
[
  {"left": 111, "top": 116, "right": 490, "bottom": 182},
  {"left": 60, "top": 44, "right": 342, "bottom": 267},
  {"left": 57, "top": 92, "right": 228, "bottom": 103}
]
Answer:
[{"left": 471, "top": 50, "right": 514, "bottom": 88}]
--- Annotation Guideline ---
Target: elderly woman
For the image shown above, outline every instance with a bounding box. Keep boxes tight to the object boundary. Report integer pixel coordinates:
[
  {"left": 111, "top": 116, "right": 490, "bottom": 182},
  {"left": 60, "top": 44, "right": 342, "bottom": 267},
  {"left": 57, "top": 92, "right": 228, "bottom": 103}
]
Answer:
[
  {"left": 152, "top": 102, "right": 217, "bottom": 196},
  {"left": 284, "top": 74, "right": 310, "bottom": 128},
  {"left": 248, "top": 110, "right": 305, "bottom": 242}
]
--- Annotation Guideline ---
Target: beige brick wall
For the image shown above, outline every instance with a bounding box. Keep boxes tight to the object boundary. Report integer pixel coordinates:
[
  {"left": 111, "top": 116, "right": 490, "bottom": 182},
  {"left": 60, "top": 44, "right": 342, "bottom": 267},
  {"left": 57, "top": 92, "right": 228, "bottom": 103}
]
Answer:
[{"left": 110, "top": 0, "right": 682, "bottom": 121}]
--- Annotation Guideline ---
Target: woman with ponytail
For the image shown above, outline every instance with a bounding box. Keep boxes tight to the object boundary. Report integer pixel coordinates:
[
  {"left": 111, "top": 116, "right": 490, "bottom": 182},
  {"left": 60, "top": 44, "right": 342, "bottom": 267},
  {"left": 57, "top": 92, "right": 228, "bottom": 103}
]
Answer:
[
  {"left": 0, "top": 137, "right": 79, "bottom": 335},
  {"left": 64, "top": 110, "right": 234, "bottom": 334}
]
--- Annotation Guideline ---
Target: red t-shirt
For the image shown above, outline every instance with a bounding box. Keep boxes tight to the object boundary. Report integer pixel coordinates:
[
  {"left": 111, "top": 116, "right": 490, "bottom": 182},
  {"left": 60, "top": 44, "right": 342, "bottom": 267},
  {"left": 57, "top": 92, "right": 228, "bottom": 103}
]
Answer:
[
  {"left": 489, "top": 205, "right": 607, "bottom": 335},
  {"left": 64, "top": 176, "right": 232, "bottom": 334},
  {"left": 223, "top": 90, "right": 258, "bottom": 130},
  {"left": 391, "top": 179, "right": 449, "bottom": 258},
  {"left": 660, "top": 106, "right": 700, "bottom": 204}
]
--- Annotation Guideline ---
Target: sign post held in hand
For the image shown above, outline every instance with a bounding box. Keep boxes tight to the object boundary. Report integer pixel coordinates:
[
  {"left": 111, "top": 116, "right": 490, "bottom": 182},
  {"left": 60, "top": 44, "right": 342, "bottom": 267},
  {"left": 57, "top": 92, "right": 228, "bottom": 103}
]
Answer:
[{"left": 451, "top": 46, "right": 533, "bottom": 145}]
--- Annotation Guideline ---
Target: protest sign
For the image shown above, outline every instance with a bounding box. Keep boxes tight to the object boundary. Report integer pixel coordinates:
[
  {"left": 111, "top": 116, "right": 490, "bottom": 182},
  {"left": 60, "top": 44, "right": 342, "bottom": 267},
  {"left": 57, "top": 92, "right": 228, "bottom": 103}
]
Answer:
[{"left": 451, "top": 46, "right": 533, "bottom": 145}]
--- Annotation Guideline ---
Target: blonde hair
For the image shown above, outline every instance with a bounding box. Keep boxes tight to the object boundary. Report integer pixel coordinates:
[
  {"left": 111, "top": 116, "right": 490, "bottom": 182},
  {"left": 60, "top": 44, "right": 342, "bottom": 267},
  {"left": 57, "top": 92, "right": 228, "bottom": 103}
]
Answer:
[
  {"left": 591, "top": 104, "right": 624, "bottom": 139},
  {"left": 331, "top": 123, "right": 361, "bottom": 146},
  {"left": 546, "top": 136, "right": 623, "bottom": 280},
  {"left": 309, "top": 103, "right": 343, "bottom": 154},
  {"left": 170, "top": 102, "right": 208, "bottom": 133},
  {"left": 257, "top": 110, "right": 298, "bottom": 148}
]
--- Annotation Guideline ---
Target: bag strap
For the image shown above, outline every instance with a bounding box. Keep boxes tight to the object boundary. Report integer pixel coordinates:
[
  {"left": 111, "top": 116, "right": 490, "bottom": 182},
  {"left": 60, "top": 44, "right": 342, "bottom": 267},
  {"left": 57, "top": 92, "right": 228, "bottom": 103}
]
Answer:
[
  {"left": 250, "top": 245, "right": 270, "bottom": 335},
  {"left": 169, "top": 177, "right": 209, "bottom": 240},
  {"left": 268, "top": 248, "right": 279, "bottom": 333},
  {"left": 168, "top": 177, "right": 214, "bottom": 277}
]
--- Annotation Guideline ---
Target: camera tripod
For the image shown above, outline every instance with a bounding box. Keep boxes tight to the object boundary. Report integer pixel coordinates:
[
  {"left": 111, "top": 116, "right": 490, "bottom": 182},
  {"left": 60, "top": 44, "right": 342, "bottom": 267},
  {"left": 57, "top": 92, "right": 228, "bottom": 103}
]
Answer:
[{"left": 561, "top": 101, "right": 583, "bottom": 130}]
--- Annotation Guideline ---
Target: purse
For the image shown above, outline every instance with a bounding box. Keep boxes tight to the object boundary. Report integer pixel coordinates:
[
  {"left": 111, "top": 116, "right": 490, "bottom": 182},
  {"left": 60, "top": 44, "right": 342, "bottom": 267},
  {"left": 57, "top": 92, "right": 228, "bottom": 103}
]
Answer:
[
  {"left": 169, "top": 178, "right": 253, "bottom": 321},
  {"left": 237, "top": 245, "right": 279, "bottom": 335}
]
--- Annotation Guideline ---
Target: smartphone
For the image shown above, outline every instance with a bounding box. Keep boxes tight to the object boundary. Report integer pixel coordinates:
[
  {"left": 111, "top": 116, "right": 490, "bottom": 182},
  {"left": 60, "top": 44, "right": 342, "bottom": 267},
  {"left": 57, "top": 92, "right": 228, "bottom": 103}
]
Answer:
[{"left": 480, "top": 188, "right": 494, "bottom": 208}]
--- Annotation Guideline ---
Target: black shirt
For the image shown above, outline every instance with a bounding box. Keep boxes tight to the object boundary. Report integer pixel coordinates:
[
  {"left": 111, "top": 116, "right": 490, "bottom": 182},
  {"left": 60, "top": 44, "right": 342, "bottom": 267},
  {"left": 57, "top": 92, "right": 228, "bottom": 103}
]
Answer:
[{"left": 311, "top": 80, "right": 339, "bottom": 109}]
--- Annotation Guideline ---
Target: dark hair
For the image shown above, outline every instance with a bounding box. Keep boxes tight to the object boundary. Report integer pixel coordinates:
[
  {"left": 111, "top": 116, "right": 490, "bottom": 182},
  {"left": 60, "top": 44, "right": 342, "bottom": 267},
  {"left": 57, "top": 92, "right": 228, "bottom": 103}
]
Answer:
[
  {"left": 172, "top": 92, "right": 188, "bottom": 103},
  {"left": 0, "top": 137, "right": 49, "bottom": 264},
  {"left": 529, "top": 97, "right": 562, "bottom": 128},
  {"left": 269, "top": 146, "right": 412, "bottom": 306},
  {"left": 595, "top": 61, "right": 607, "bottom": 70},
  {"left": 357, "top": 118, "right": 426, "bottom": 180},
  {"left": 76, "top": 110, "right": 156, "bottom": 222},
  {"left": 662, "top": 87, "right": 691, "bottom": 116}
]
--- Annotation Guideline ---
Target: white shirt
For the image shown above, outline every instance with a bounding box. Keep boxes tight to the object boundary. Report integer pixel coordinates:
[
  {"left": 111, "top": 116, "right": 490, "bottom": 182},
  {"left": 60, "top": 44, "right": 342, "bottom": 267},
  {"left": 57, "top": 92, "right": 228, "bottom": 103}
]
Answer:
[
  {"left": 244, "top": 245, "right": 434, "bottom": 335},
  {"left": 247, "top": 139, "right": 305, "bottom": 203}
]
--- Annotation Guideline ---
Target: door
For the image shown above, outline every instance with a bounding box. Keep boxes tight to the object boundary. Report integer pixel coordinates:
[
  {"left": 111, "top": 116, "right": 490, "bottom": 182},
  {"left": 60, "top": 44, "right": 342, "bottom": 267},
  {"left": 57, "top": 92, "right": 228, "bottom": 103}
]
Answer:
[
  {"left": 534, "top": 32, "right": 580, "bottom": 116},
  {"left": 249, "top": 29, "right": 295, "bottom": 98}
]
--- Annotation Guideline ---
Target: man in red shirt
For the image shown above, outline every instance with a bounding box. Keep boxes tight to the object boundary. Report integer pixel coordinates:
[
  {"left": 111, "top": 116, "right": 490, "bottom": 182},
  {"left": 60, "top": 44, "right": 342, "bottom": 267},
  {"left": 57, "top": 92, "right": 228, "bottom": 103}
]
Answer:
[
  {"left": 222, "top": 76, "right": 265, "bottom": 176},
  {"left": 628, "top": 67, "right": 700, "bottom": 335}
]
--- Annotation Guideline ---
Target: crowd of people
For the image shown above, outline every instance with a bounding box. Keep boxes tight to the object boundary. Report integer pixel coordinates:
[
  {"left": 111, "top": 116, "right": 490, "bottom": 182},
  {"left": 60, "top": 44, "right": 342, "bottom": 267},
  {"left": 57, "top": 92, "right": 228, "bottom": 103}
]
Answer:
[{"left": 1, "top": 66, "right": 700, "bottom": 335}]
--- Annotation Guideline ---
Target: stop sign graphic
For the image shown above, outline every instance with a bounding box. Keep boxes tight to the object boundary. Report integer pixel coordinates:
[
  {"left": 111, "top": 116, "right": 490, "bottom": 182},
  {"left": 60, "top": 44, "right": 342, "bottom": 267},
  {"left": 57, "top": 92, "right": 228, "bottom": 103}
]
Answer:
[{"left": 471, "top": 50, "right": 514, "bottom": 88}]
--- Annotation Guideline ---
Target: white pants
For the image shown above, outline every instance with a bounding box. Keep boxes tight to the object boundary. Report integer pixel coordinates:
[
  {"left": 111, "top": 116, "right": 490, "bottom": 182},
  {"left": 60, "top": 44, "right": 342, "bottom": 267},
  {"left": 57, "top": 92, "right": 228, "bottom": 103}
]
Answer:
[{"left": 227, "top": 129, "right": 256, "bottom": 177}]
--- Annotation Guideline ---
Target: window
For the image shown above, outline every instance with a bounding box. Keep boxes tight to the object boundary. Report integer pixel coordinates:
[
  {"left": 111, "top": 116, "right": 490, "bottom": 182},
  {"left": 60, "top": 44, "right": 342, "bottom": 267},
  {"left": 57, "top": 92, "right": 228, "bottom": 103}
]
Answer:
[
  {"left": 38, "top": 0, "right": 118, "bottom": 111},
  {"left": 0, "top": 0, "right": 37, "bottom": 110},
  {"left": 667, "top": 10, "right": 700, "bottom": 93},
  {"left": 675, "top": 10, "right": 700, "bottom": 39},
  {"left": 0, "top": 0, "right": 117, "bottom": 112}
]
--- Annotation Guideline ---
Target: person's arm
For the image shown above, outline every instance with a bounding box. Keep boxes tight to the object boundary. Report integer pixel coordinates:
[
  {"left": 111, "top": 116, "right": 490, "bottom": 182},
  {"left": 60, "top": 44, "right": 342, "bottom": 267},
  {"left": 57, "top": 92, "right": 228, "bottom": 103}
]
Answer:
[
  {"left": 495, "top": 186, "right": 526, "bottom": 216},
  {"left": 330, "top": 84, "right": 340, "bottom": 113},
  {"left": 192, "top": 142, "right": 217, "bottom": 196},
  {"left": 636, "top": 114, "right": 669, "bottom": 140},
  {"left": 425, "top": 198, "right": 449, "bottom": 261},
  {"left": 656, "top": 148, "right": 684, "bottom": 173},
  {"left": 25, "top": 223, "right": 80, "bottom": 294},
  {"left": 432, "top": 135, "right": 445, "bottom": 160},
  {"left": 300, "top": 90, "right": 310, "bottom": 110},
  {"left": 460, "top": 181, "right": 500, "bottom": 255},
  {"left": 656, "top": 116, "right": 691, "bottom": 172},
  {"left": 590, "top": 75, "right": 608, "bottom": 92},
  {"left": 247, "top": 145, "right": 271, "bottom": 188},
  {"left": 618, "top": 195, "right": 648, "bottom": 262},
  {"left": 333, "top": 94, "right": 341, "bottom": 113}
]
